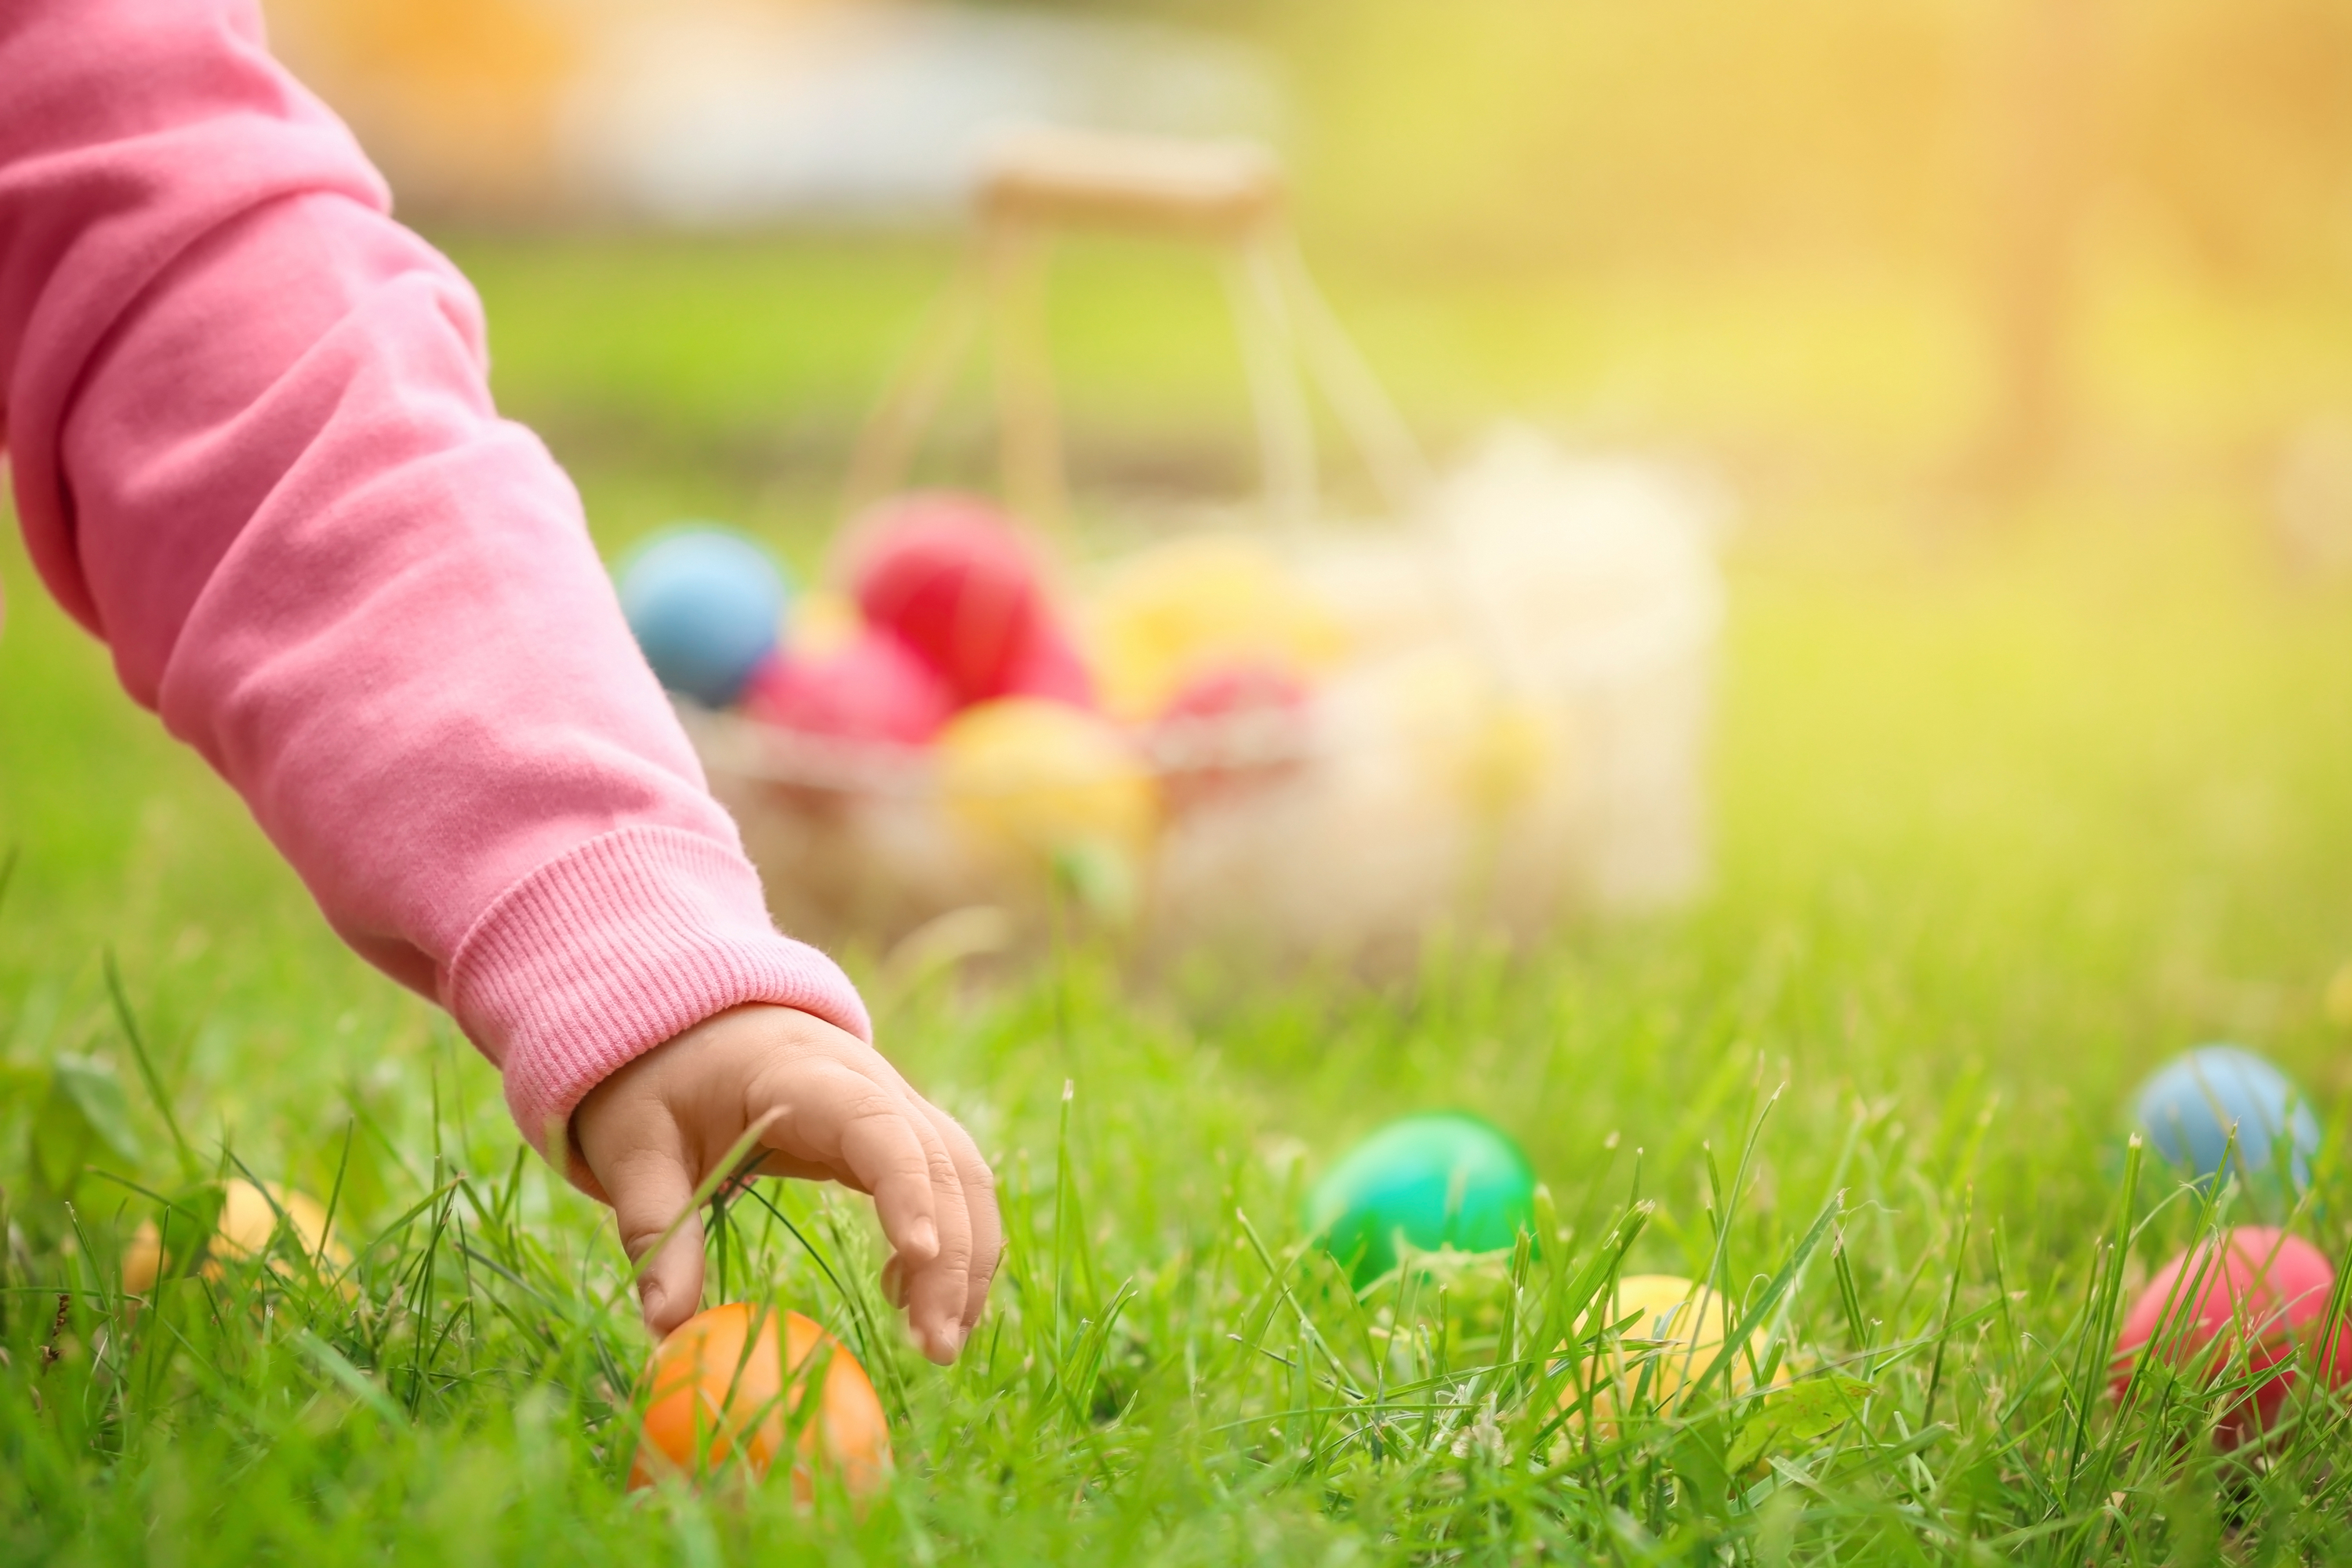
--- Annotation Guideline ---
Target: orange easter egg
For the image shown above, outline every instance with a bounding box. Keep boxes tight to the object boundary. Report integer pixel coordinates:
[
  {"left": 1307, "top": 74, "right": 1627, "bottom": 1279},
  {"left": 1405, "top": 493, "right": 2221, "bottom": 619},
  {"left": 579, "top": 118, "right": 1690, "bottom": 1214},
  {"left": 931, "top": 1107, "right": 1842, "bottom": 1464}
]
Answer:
[{"left": 630, "top": 1302, "right": 892, "bottom": 1501}]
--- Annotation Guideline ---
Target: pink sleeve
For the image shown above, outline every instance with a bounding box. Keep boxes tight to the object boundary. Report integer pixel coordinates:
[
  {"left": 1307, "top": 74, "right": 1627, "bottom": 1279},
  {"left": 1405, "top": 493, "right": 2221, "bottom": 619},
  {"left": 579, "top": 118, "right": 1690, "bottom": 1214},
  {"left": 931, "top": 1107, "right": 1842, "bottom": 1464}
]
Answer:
[{"left": 0, "top": 0, "right": 871, "bottom": 1181}]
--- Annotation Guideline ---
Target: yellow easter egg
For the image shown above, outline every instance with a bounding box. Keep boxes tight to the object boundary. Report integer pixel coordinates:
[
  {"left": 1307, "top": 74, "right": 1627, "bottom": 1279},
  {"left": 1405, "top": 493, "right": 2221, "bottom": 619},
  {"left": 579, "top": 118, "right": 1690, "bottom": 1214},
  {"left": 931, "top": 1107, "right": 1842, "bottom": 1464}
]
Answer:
[
  {"left": 936, "top": 699, "right": 1156, "bottom": 863},
  {"left": 1356, "top": 649, "right": 1559, "bottom": 816},
  {"left": 1086, "top": 538, "right": 1347, "bottom": 720},
  {"left": 120, "top": 1178, "right": 351, "bottom": 1298},
  {"left": 1461, "top": 699, "right": 1558, "bottom": 818},
  {"left": 214, "top": 1179, "right": 346, "bottom": 1272},
  {"left": 122, "top": 1221, "right": 164, "bottom": 1297},
  {"left": 1566, "top": 1274, "right": 1782, "bottom": 1428}
]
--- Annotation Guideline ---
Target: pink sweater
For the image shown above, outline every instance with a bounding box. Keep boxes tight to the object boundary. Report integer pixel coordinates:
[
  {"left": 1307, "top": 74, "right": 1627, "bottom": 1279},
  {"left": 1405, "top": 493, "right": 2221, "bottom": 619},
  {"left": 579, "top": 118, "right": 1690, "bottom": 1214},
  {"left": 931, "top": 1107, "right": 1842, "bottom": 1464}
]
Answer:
[{"left": 0, "top": 0, "right": 870, "bottom": 1180}]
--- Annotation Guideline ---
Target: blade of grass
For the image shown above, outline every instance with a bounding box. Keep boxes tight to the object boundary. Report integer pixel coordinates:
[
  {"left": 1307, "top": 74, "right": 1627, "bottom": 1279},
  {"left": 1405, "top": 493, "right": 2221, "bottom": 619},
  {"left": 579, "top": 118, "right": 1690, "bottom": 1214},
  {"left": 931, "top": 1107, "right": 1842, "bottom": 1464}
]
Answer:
[{"left": 102, "top": 950, "right": 197, "bottom": 1183}]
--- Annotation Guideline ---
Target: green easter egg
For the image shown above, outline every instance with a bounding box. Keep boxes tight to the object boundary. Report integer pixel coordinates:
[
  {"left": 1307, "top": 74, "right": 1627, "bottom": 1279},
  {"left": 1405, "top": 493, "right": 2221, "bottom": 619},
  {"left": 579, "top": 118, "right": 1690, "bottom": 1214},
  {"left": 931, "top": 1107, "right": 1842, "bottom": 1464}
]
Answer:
[{"left": 1305, "top": 1112, "right": 1537, "bottom": 1287}]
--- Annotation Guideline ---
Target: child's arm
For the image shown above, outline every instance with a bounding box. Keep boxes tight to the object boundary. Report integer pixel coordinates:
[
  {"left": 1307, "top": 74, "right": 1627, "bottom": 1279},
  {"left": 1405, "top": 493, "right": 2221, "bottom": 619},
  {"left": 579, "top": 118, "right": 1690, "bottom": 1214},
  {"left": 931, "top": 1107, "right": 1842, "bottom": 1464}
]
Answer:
[{"left": 0, "top": 0, "right": 994, "bottom": 1356}]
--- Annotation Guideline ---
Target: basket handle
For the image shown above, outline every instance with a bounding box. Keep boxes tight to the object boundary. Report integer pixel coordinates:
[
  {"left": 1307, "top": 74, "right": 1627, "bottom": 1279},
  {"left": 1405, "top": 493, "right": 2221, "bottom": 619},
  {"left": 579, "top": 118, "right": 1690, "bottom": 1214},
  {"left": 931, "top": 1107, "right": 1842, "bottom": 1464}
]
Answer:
[
  {"left": 975, "top": 125, "right": 1284, "bottom": 241},
  {"left": 846, "top": 128, "right": 1428, "bottom": 532}
]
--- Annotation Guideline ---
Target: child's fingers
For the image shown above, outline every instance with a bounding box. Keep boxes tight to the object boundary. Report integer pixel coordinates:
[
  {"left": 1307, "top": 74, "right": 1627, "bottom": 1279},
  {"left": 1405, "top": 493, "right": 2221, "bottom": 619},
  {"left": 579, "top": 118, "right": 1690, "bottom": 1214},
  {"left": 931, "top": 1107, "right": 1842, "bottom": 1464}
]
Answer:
[
  {"left": 920, "top": 1102, "right": 1002, "bottom": 1341},
  {"left": 806, "top": 1047, "right": 996, "bottom": 1358},
  {"left": 760, "top": 1053, "right": 975, "bottom": 1362},
  {"left": 760, "top": 1057, "right": 947, "bottom": 1274},
  {"left": 598, "top": 1132, "right": 706, "bottom": 1340},
  {"left": 893, "top": 1101, "right": 978, "bottom": 1364}
]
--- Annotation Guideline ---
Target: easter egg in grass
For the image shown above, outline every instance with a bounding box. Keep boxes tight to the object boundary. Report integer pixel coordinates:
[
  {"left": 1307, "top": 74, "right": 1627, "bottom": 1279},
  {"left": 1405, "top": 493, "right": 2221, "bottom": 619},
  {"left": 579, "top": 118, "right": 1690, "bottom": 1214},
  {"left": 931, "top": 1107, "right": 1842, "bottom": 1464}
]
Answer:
[
  {"left": 618, "top": 526, "right": 789, "bottom": 708},
  {"left": 2111, "top": 1227, "right": 2350, "bottom": 1447},
  {"left": 630, "top": 1301, "right": 892, "bottom": 1498},
  {"left": 1305, "top": 1112, "right": 1536, "bottom": 1287},
  {"left": 120, "top": 1178, "right": 349, "bottom": 1296},
  {"left": 1563, "top": 1274, "right": 1784, "bottom": 1429},
  {"left": 2132, "top": 1045, "right": 2321, "bottom": 1196}
]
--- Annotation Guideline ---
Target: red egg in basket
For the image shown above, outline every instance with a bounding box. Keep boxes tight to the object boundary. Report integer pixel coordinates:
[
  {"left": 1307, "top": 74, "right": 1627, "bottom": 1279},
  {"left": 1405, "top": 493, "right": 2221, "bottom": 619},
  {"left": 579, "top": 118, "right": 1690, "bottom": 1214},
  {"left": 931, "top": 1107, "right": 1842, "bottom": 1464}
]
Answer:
[
  {"left": 741, "top": 632, "right": 956, "bottom": 746},
  {"left": 848, "top": 493, "right": 1091, "bottom": 710},
  {"left": 1147, "top": 661, "right": 1312, "bottom": 813},
  {"left": 998, "top": 618, "right": 1097, "bottom": 710}
]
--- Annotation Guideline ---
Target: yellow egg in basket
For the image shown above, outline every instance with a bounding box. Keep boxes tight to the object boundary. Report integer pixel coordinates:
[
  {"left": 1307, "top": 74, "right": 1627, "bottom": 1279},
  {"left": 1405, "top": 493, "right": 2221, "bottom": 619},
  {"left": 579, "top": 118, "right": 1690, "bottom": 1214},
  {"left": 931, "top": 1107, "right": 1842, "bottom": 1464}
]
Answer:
[
  {"left": 1352, "top": 648, "right": 1562, "bottom": 818},
  {"left": 786, "top": 589, "right": 862, "bottom": 662},
  {"left": 1085, "top": 537, "right": 1348, "bottom": 720},
  {"left": 936, "top": 699, "right": 1157, "bottom": 866}
]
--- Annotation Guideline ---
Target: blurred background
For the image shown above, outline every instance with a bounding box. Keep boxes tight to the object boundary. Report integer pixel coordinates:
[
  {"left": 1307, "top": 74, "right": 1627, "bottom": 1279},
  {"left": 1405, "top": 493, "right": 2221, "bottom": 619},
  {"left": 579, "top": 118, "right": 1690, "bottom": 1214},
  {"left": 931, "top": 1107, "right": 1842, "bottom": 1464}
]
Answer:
[
  {"left": 17, "top": 0, "right": 2352, "bottom": 1123},
  {"left": 207, "top": 0, "right": 2352, "bottom": 1060},
  {"left": 253, "top": 0, "right": 2352, "bottom": 544}
]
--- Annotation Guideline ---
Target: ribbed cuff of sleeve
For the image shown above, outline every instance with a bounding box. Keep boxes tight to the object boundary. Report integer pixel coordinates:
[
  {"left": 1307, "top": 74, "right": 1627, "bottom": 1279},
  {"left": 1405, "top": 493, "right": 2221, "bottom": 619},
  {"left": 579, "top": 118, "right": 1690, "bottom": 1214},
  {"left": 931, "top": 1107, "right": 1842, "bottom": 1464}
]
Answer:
[{"left": 445, "top": 824, "right": 873, "bottom": 1199}]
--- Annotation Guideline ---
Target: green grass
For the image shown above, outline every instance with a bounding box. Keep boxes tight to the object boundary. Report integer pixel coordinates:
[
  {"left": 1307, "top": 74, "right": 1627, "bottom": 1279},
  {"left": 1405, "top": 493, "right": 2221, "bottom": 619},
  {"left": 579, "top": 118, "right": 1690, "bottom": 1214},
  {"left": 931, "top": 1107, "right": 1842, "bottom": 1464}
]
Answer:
[{"left": 10, "top": 234, "right": 2352, "bottom": 1562}]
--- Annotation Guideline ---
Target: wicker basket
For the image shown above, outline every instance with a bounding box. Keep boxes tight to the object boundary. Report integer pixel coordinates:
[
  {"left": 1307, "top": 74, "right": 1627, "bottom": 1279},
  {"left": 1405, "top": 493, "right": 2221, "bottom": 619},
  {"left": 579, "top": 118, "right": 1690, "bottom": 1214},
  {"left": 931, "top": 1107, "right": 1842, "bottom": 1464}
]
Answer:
[{"left": 690, "top": 129, "right": 1722, "bottom": 968}]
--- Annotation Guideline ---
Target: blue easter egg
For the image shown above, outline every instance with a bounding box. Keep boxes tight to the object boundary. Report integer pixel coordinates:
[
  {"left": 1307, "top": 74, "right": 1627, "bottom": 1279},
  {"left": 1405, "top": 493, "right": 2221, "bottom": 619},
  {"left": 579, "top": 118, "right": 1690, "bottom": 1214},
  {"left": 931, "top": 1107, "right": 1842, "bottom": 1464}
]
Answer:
[
  {"left": 616, "top": 526, "right": 789, "bottom": 707},
  {"left": 2132, "top": 1044, "right": 2321, "bottom": 1193}
]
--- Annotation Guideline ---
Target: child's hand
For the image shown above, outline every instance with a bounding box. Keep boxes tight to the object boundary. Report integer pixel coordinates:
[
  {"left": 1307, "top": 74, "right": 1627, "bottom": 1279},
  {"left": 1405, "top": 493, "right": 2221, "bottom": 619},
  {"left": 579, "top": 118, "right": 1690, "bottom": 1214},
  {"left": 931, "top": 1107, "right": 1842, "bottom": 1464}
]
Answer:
[{"left": 572, "top": 1004, "right": 1000, "bottom": 1363}]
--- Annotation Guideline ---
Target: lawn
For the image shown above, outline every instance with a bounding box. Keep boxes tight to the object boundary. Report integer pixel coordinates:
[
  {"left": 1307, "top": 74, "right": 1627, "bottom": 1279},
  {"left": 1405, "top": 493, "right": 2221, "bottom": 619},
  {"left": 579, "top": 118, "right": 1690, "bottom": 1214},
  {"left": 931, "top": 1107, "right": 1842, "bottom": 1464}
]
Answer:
[{"left": 8, "top": 232, "right": 2352, "bottom": 1562}]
